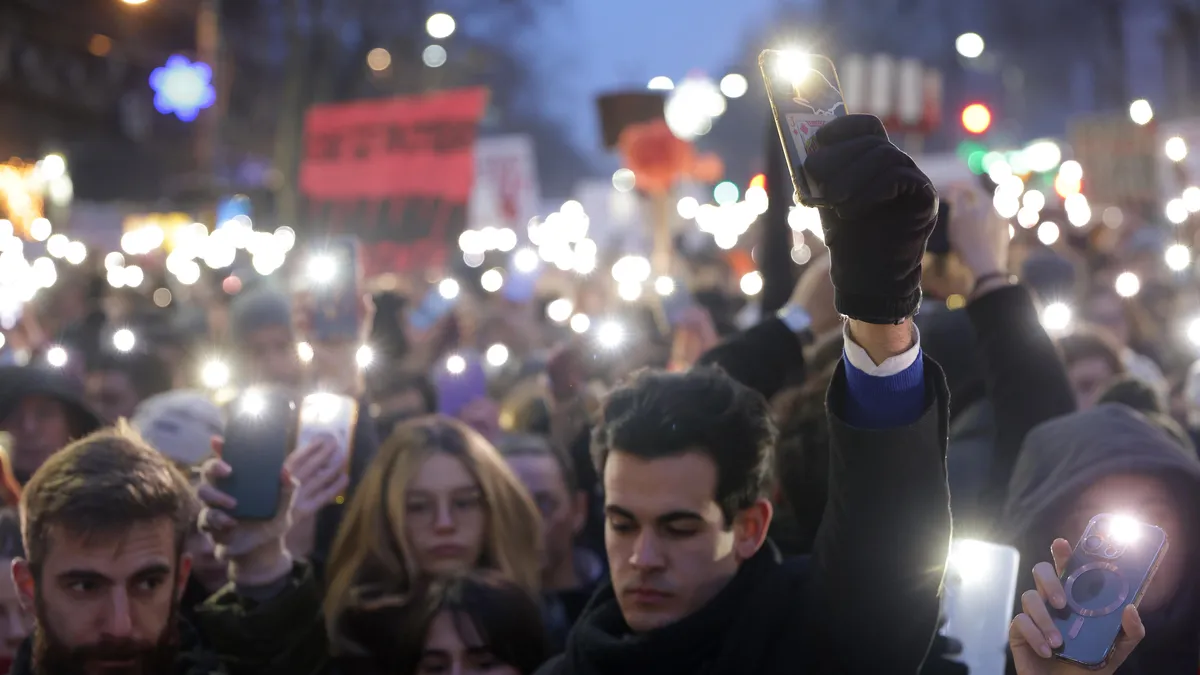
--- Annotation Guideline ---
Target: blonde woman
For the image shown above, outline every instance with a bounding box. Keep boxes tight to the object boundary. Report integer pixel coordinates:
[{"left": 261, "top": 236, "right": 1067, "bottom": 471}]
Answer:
[{"left": 325, "top": 415, "right": 543, "bottom": 657}]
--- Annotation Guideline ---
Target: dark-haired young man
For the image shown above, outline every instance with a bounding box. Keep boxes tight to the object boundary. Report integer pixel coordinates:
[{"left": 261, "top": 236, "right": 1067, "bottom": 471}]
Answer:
[
  {"left": 8, "top": 423, "right": 331, "bottom": 675},
  {"left": 538, "top": 114, "right": 953, "bottom": 675}
]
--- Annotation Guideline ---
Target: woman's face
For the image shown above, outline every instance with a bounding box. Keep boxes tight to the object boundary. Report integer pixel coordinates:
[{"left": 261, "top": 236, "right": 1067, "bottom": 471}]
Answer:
[
  {"left": 404, "top": 453, "right": 487, "bottom": 575},
  {"left": 1059, "top": 473, "right": 1187, "bottom": 612},
  {"left": 416, "top": 610, "right": 521, "bottom": 675}
]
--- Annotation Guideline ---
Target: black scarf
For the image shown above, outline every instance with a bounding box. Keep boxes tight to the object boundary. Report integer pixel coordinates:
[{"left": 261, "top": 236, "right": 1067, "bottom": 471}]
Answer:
[{"left": 560, "top": 542, "right": 804, "bottom": 675}]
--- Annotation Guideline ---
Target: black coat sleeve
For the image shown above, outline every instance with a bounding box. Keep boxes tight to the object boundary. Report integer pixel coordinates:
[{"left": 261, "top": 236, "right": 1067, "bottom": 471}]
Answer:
[
  {"left": 965, "top": 285, "right": 1076, "bottom": 526},
  {"left": 806, "top": 355, "right": 952, "bottom": 674},
  {"left": 696, "top": 318, "right": 806, "bottom": 400}
]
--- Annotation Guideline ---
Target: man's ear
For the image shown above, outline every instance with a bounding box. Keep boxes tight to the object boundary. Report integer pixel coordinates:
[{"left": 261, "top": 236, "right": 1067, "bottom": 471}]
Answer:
[
  {"left": 12, "top": 558, "right": 35, "bottom": 611},
  {"left": 571, "top": 490, "right": 589, "bottom": 535},
  {"left": 732, "top": 499, "right": 774, "bottom": 562},
  {"left": 175, "top": 553, "right": 193, "bottom": 602}
]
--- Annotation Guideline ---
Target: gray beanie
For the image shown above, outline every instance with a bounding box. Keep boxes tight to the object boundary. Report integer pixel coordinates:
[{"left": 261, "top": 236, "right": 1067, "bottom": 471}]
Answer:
[{"left": 229, "top": 286, "right": 294, "bottom": 342}]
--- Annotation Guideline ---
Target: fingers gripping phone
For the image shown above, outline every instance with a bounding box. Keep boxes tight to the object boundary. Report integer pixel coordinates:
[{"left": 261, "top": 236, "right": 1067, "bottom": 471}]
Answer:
[
  {"left": 1052, "top": 514, "right": 1168, "bottom": 669},
  {"left": 297, "top": 393, "right": 358, "bottom": 504},
  {"left": 218, "top": 388, "right": 298, "bottom": 520},
  {"left": 760, "top": 49, "right": 847, "bottom": 207}
]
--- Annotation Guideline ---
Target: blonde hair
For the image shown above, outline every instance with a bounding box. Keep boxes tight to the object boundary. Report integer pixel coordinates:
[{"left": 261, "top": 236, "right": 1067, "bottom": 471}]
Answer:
[{"left": 324, "top": 415, "right": 543, "bottom": 656}]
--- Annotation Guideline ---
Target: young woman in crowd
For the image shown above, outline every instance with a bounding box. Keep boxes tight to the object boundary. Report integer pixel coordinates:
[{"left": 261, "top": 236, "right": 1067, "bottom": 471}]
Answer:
[
  {"left": 338, "top": 571, "right": 548, "bottom": 675},
  {"left": 324, "top": 416, "right": 543, "bottom": 658}
]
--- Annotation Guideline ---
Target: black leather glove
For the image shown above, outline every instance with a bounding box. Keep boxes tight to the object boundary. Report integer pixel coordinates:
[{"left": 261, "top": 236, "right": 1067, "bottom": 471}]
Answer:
[{"left": 803, "top": 114, "right": 939, "bottom": 325}]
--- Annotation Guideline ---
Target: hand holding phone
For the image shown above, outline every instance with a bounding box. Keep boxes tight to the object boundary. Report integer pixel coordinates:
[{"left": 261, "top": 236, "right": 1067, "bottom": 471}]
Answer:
[{"left": 1009, "top": 516, "right": 1159, "bottom": 675}]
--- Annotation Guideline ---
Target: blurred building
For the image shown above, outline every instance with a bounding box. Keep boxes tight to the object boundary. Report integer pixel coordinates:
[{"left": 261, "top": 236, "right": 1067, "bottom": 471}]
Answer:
[{"left": 0, "top": 0, "right": 202, "bottom": 207}]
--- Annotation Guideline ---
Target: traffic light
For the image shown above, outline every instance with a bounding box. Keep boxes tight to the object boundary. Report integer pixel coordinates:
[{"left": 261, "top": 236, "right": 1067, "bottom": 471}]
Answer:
[{"left": 961, "top": 103, "right": 992, "bottom": 135}]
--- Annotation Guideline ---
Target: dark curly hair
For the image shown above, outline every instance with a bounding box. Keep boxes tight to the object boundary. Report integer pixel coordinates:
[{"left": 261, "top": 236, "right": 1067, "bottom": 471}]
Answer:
[{"left": 591, "top": 366, "right": 777, "bottom": 526}]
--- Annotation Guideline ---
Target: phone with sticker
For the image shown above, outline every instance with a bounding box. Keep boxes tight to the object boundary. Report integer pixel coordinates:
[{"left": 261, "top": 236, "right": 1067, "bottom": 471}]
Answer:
[
  {"left": 760, "top": 50, "right": 847, "bottom": 207},
  {"left": 297, "top": 393, "right": 358, "bottom": 503}
]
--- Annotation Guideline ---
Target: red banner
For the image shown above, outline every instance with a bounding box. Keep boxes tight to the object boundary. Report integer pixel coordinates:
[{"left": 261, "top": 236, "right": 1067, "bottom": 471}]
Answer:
[{"left": 300, "top": 88, "right": 489, "bottom": 274}]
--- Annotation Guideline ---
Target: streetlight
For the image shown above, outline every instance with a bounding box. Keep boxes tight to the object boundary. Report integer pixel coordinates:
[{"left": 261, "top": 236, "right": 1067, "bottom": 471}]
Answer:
[
  {"left": 426, "top": 13, "right": 456, "bottom": 39},
  {"left": 955, "top": 33, "right": 985, "bottom": 59}
]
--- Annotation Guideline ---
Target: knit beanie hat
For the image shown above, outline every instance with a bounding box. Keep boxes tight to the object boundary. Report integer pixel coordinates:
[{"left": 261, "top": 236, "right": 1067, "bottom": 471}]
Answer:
[{"left": 228, "top": 286, "right": 293, "bottom": 343}]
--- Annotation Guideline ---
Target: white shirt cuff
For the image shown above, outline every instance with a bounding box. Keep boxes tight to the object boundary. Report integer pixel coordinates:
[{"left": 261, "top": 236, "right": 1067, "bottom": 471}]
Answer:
[{"left": 842, "top": 323, "right": 922, "bottom": 376}]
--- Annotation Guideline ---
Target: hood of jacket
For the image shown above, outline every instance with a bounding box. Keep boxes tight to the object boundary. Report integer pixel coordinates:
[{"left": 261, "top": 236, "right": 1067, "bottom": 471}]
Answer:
[{"left": 999, "top": 403, "right": 1200, "bottom": 544}]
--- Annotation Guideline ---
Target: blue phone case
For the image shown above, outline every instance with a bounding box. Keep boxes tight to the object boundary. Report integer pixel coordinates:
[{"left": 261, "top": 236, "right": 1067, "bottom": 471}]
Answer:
[
  {"left": 311, "top": 237, "right": 361, "bottom": 343},
  {"left": 217, "top": 389, "right": 297, "bottom": 521},
  {"left": 409, "top": 287, "right": 456, "bottom": 332}
]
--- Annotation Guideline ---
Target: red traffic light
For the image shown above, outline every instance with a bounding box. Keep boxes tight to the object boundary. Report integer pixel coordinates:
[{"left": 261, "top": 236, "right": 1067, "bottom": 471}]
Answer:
[{"left": 961, "top": 103, "right": 992, "bottom": 134}]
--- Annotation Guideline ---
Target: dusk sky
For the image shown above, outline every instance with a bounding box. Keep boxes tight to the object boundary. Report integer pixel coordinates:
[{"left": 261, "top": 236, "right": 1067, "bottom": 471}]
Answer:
[{"left": 529, "top": 0, "right": 800, "bottom": 153}]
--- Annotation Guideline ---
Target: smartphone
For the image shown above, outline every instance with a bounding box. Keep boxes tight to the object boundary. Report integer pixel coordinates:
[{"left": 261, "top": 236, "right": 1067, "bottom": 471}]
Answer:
[
  {"left": 435, "top": 354, "right": 488, "bottom": 418},
  {"left": 940, "top": 539, "right": 1021, "bottom": 675},
  {"left": 408, "top": 285, "right": 457, "bottom": 333},
  {"left": 660, "top": 280, "right": 695, "bottom": 327},
  {"left": 760, "top": 50, "right": 847, "bottom": 207},
  {"left": 297, "top": 393, "right": 358, "bottom": 504},
  {"left": 927, "top": 201, "right": 952, "bottom": 255},
  {"left": 0, "top": 433, "right": 19, "bottom": 505},
  {"left": 1052, "top": 514, "right": 1168, "bottom": 670},
  {"left": 306, "top": 237, "right": 362, "bottom": 343},
  {"left": 217, "top": 387, "right": 298, "bottom": 520}
]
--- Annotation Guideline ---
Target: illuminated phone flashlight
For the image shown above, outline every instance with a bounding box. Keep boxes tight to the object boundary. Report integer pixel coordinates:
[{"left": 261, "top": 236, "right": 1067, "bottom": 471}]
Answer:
[
  {"left": 1114, "top": 271, "right": 1140, "bottom": 298},
  {"left": 112, "top": 328, "right": 136, "bottom": 353},
  {"left": 356, "top": 345, "right": 375, "bottom": 369},
  {"left": 240, "top": 389, "right": 267, "bottom": 417},
  {"left": 1040, "top": 301, "right": 1073, "bottom": 334},
  {"left": 775, "top": 50, "right": 811, "bottom": 84},
  {"left": 1107, "top": 514, "right": 1142, "bottom": 544},
  {"left": 306, "top": 254, "right": 337, "bottom": 285},
  {"left": 570, "top": 313, "right": 591, "bottom": 334},
  {"left": 446, "top": 353, "right": 467, "bottom": 374},
  {"left": 200, "top": 359, "right": 231, "bottom": 389},
  {"left": 654, "top": 276, "right": 676, "bottom": 296},
  {"left": 1188, "top": 317, "right": 1200, "bottom": 348},
  {"left": 485, "top": 343, "right": 509, "bottom": 367},
  {"left": 302, "top": 392, "right": 342, "bottom": 425},
  {"left": 947, "top": 539, "right": 996, "bottom": 586},
  {"left": 596, "top": 321, "right": 626, "bottom": 349},
  {"left": 297, "top": 341, "right": 314, "bottom": 363},
  {"left": 45, "top": 345, "right": 68, "bottom": 368},
  {"left": 438, "top": 278, "right": 460, "bottom": 300}
]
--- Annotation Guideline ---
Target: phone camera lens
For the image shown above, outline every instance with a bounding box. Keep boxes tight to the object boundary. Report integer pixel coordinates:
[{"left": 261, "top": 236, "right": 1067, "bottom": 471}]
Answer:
[
  {"left": 1104, "top": 545, "right": 1122, "bottom": 559},
  {"left": 1083, "top": 535, "right": 1104, "bottom": 553}
]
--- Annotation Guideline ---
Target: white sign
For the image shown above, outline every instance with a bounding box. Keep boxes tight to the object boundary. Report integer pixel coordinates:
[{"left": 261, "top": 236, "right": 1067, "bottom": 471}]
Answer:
[{"left": 469, "top": 135, "right": 541, "bottom": 231}]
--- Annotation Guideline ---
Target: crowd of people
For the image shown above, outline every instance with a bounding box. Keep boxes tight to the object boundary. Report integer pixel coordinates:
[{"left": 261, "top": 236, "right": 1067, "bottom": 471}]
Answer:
[{"left": 0, "top": 113, "right": 1198, "bottom": 675}]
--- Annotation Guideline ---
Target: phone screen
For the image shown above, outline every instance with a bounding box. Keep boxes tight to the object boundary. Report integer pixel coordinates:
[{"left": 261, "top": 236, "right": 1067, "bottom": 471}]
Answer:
[
  {"left": 409, "top": 286, "right": 457, "bottom": 332},
  {"left": 218, "top": 388, "right": 297, "bottom": 520},
  {"left": 941, "top": 539, "right": 1020, "bottom": 675},
  {"left": 760, "top": 50, "right": 847, "bottom": 207},
  {"left": 307, "top": 237, "right": 362, "bottom": 343}
]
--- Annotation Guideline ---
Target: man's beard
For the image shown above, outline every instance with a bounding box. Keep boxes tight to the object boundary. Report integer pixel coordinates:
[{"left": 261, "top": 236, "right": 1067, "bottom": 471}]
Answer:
[{"left": 32, "top": 593, "right": 181, "bottom": 675}]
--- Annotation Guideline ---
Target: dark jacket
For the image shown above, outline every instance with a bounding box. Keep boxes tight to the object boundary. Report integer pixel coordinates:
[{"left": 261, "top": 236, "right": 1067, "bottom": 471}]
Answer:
[
  {"left": 535, "top": 356, "right": 953, "bottom": 675},
  {"left": 11, "top": 562, "right": 325, "bottom": 675},
  {"left": 999, "top": 404, "right": 1200, "bottom": 675}
]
